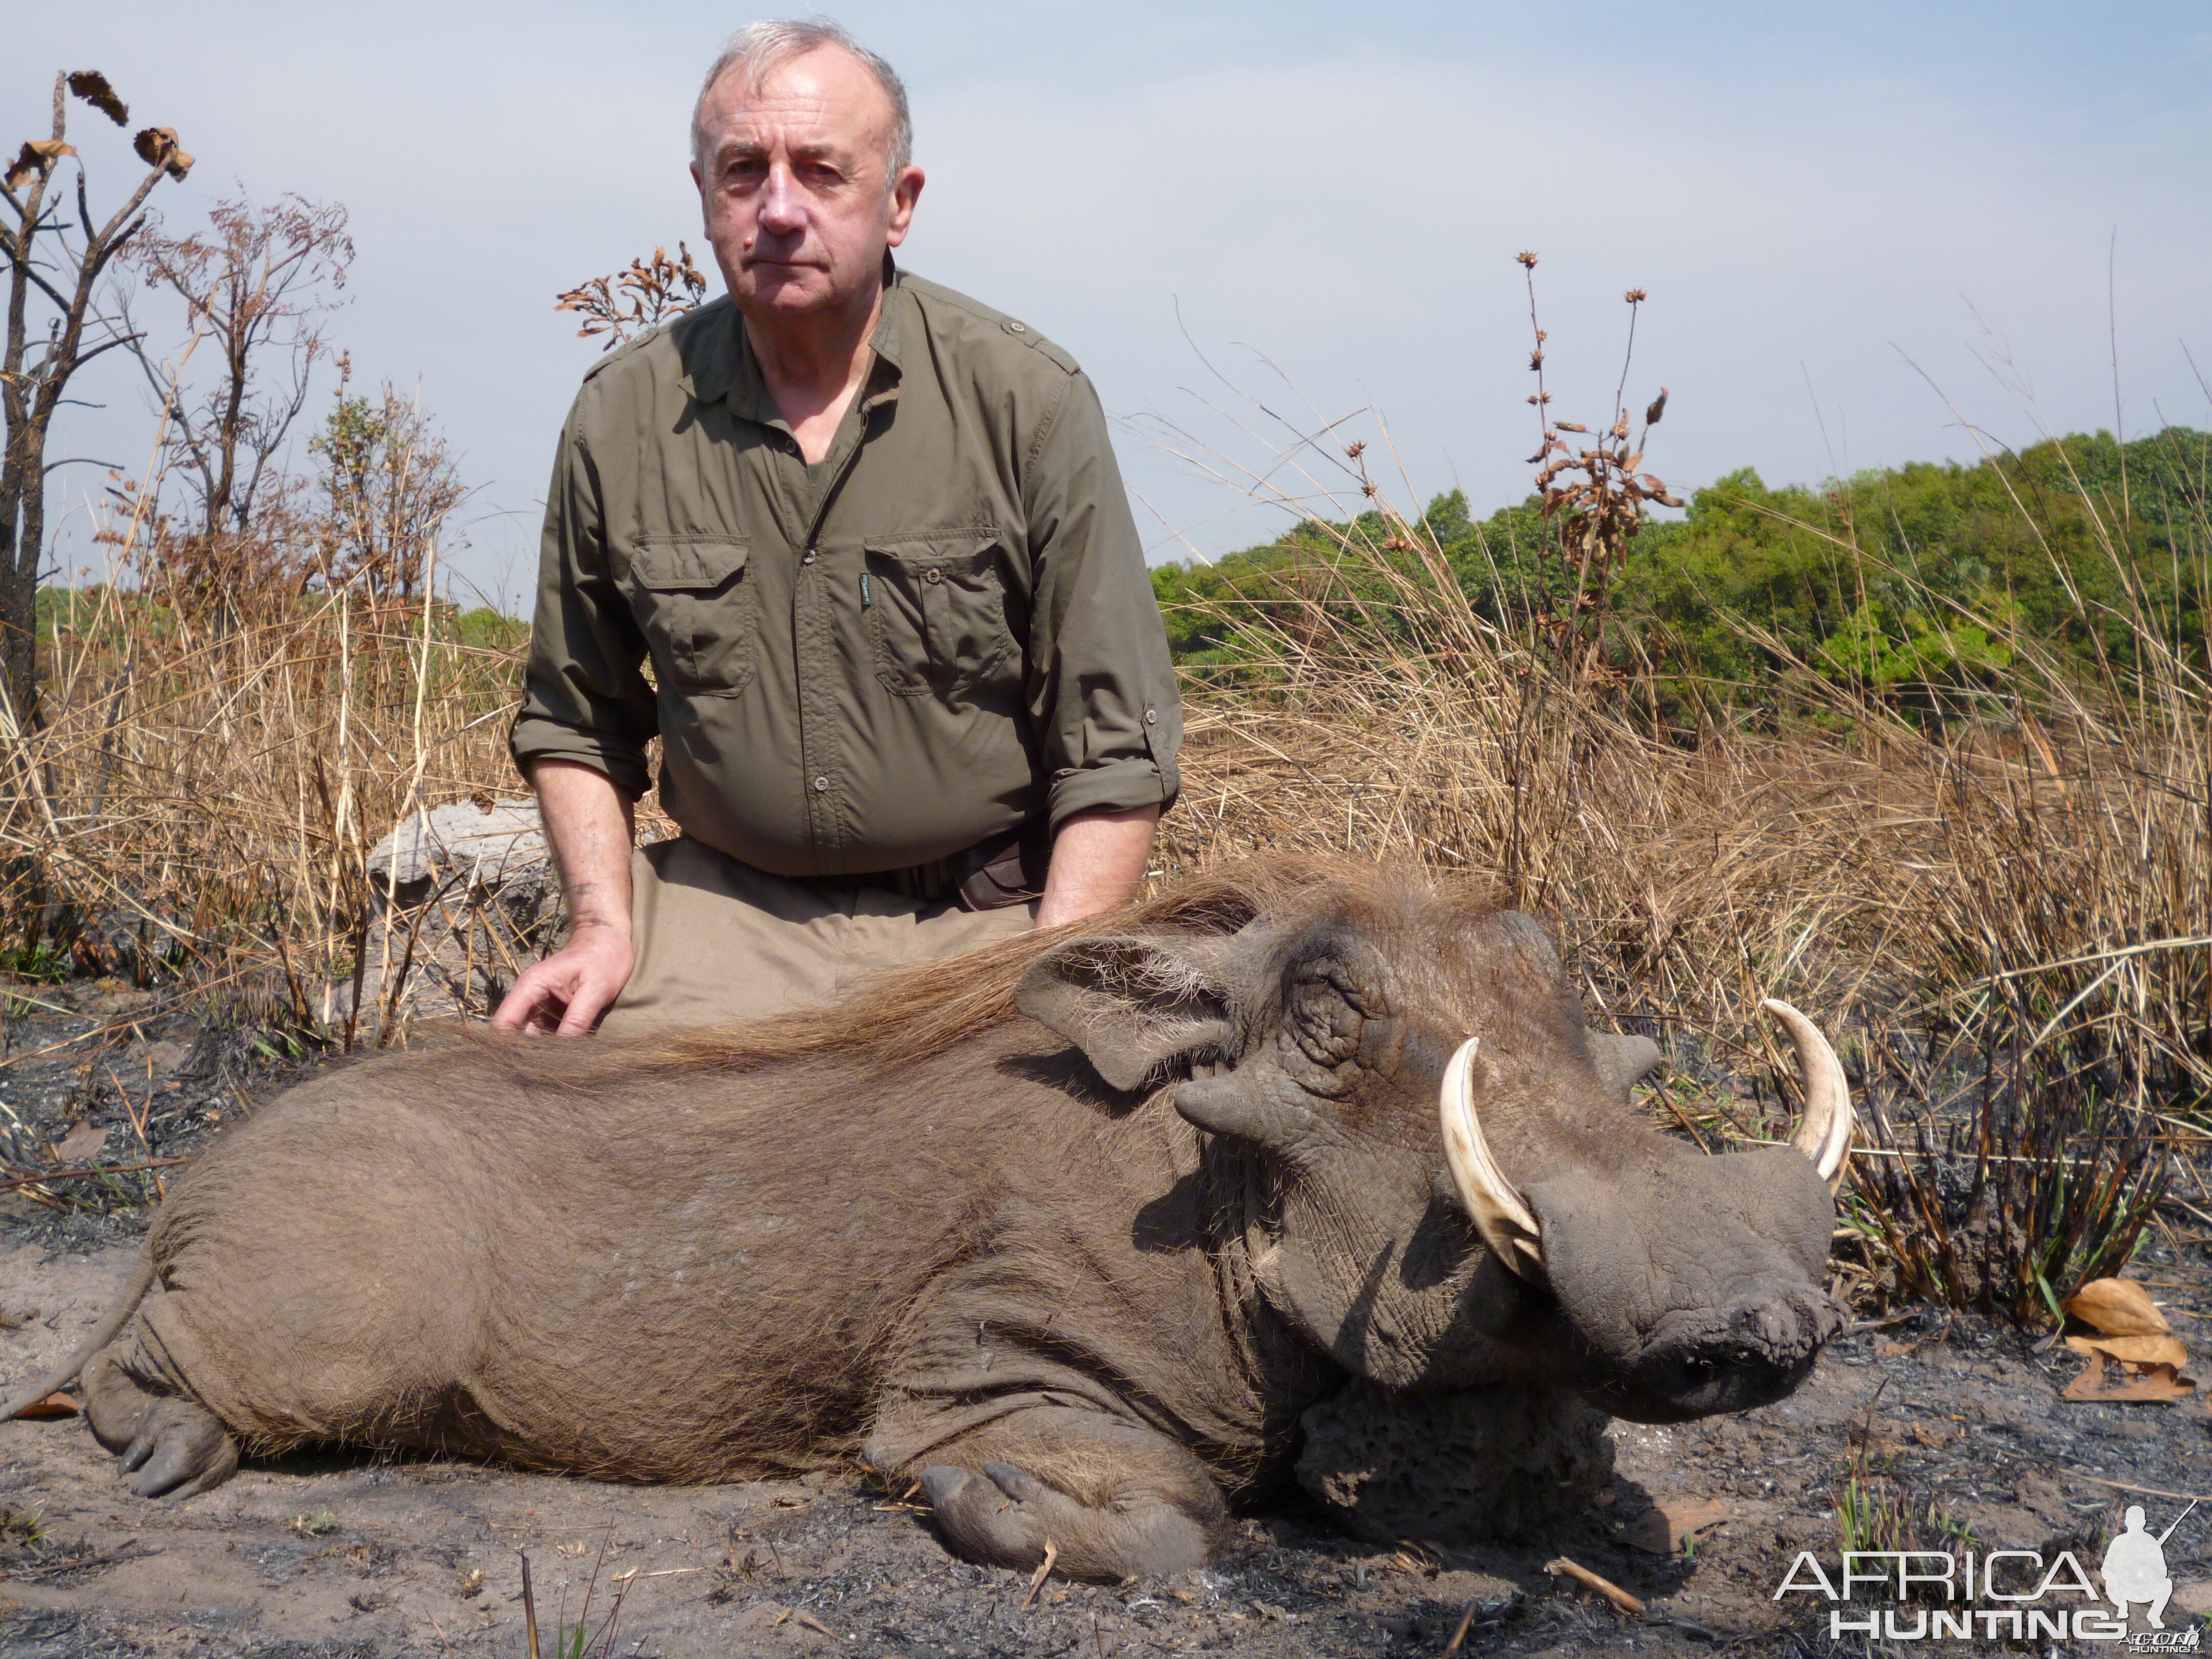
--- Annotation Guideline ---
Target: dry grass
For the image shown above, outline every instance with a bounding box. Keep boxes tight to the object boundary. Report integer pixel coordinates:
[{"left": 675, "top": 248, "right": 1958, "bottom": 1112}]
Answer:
[{"left": 0, "top": 568, "right": 542, "bottom": 1040}]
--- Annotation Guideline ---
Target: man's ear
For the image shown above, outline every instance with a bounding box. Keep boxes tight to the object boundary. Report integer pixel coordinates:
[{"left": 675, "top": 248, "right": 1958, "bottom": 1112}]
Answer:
[{"left": 1015, "top": 934, "right": 1241, "bottom": 1092}]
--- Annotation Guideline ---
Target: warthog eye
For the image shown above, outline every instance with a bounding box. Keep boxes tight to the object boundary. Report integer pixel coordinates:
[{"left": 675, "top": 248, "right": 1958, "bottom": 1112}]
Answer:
[{"left": 1287, "top": 977, "right": 1362, "bottom": 1069}]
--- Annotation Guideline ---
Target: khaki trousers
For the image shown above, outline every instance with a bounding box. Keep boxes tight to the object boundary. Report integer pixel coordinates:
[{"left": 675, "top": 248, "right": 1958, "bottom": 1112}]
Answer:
[{"left": 598, "top": 837, "right": 1039, "bottom": 1034}]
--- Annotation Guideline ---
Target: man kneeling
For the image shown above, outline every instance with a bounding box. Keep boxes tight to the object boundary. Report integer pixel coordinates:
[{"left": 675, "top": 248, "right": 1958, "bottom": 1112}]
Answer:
[{"left": 497, "top": 20, "right": 1179, "bottom": 1035}]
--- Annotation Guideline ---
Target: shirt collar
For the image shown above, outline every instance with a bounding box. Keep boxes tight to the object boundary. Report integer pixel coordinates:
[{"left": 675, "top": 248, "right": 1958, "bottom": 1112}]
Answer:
[{"left": 678, "top": 252, "right": 908, "bottom": 424}]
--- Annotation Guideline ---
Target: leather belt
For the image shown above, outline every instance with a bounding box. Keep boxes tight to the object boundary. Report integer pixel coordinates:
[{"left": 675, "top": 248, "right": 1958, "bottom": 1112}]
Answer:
[{"left": 820, "top": 817, "right": 1051, "bottom": 912}]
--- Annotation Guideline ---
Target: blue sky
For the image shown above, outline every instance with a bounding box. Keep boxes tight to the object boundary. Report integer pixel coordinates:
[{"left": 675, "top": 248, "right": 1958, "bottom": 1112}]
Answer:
[{"left": 13, "top": 3, "right": 2211, "bottom": 609}]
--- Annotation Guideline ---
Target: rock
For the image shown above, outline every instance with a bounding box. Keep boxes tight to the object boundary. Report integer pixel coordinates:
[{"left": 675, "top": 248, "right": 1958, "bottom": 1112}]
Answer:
[
  {"left": 364, "top": 799, "right": 548, "bottom": 910},
  {"left": 336, "top": 798, "right": 567, "bottom": 1032},
  {"left": 1295, "top": 1378, "right": 1615, "bottom": 1544}
]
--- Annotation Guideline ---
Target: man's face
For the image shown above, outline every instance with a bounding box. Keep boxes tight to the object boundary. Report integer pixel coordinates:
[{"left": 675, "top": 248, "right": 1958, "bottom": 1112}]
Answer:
[{"left": 691, "top": 47, "right": 924, "bottom": 330}]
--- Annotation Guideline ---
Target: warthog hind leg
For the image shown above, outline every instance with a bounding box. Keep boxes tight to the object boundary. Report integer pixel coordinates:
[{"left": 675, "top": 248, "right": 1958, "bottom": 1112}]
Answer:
[
  {"left": 897, "top": 1406, "right": 1227, "bottom": 1580},
  {"left": 117, "top": 1397, "right": 238, "bottom": 1499},
  {"left": 80, "top": 1344, "right": 155, "bottom": 1455},
  {"left": 81, "top": 1337, "right": 239, "bottom": 1500}
]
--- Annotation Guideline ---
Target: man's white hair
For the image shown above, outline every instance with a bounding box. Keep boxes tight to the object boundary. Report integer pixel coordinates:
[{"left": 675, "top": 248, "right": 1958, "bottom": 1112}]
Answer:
[{"left": 691, "top": 19, "right": 913, "bottom": 185}]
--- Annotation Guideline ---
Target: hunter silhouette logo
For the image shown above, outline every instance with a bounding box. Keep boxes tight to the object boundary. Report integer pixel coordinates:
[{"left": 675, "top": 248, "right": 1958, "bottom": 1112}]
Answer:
[{"left": 2103, "top": 1501, "right": 2192, "bottom": 1631}]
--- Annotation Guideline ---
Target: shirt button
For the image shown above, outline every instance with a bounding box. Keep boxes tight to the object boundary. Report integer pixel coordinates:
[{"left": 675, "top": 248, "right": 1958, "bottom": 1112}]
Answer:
[
  {"left": 1144, "top": 707, "right": 1159, "bottom": 725},
  {"left": 925, "top": 567, "right": 942, "bottom": 584},
  {"left": 813, "top": 775, "right": 830, "bottom": 793},
  {"left": 802, "top": 549, "right": 816, "bottom": 565}
]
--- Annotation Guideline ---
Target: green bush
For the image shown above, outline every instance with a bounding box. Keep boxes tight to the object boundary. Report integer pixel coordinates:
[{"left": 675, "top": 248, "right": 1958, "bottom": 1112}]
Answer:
[{"left": 1153, "top": 426, "right": 2209, "bottom": 715}]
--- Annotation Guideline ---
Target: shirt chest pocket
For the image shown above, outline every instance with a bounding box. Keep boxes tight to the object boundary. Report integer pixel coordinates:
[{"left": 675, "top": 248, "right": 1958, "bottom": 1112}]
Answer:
[
  {"left": 863, "top": 530, "right": 1018, "bottom": 699},
  {"left": 623, "top": 536, "right": 756, "bottom": 695}
]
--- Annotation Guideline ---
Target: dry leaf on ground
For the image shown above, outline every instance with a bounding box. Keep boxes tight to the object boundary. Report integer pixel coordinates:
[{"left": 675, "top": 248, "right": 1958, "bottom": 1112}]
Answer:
[
  {"left": 2062, "top": 1356, "right": 2195, "bottom": 1403},
  {"left": 2064, "top": 1278, "right": 2170, "bottom": 1337},
  {"left": 13, "top": 1393, "right": 78, "bottom": 1420},
  {"left": 1622, "top": 1496, "right": 1728, "bottom": 1554},
  {"left": 2066, "top": 1333, "right": 2192, "bottom": 1372},
  {"left": 52, "top": 1122, "right": 106, "bottom": 1162}
]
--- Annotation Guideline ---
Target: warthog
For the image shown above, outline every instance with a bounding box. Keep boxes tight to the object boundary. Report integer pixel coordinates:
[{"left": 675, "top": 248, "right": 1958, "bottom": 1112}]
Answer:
[{"left": 5, "top": 859, "right": 1851, "bottom": 1579}]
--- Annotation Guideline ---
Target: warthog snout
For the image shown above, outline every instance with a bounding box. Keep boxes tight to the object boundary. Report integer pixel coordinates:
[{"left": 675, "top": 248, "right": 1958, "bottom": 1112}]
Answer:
[
  {"left": 1517, "top": 1142, "right": 1845, "bottom": 1424},
  {"left": 1613, "top": 1286, "right": 1845, "bottom": 1421}
]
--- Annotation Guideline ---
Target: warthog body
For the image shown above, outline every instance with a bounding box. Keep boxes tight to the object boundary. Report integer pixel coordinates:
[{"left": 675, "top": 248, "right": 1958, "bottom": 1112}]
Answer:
[{"left": 17, "top": 860, "right": 1847, "bottom": 1578}]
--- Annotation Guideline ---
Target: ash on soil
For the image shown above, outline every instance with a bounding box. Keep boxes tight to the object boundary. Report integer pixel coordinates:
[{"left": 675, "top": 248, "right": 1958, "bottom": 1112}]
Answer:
[
  {"left": 0, "top": 986, "right": 2204, "bottom": 1656},
  {"left": 0, "top": 979, "right": 317, "bottom": 1258}
]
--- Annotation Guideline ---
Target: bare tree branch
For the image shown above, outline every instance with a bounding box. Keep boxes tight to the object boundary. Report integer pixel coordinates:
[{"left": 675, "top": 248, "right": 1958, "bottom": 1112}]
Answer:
[
  {"left": 130, "top": 194, "right": 350, "bottom": 540},
  {"left": 0, "top": 69, "right": 190, "bottom": 723}
]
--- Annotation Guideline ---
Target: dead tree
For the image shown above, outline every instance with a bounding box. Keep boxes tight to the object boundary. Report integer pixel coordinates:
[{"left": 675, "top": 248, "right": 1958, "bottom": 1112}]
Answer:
[
  {"left": 127, "top": 194, "right": 351, "bottom": 541},
  {"left": 0, "top": 71, "right": 191, "bottom": 726}
]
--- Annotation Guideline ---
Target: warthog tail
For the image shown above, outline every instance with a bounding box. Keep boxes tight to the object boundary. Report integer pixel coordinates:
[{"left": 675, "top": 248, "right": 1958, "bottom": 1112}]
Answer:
[{"left": 1, "top": 1242, "right": 156, "bottom": 1420}]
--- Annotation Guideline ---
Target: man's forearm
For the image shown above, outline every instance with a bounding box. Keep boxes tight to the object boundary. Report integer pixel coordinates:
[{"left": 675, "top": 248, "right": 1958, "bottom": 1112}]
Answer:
[
  {"left": 490, "top": 760, "right": 638, "bottom": 1034},
  {"left": 1035, "top": 804, "right": 1160, "bottom": 929},
  {"left": 530, "top": 759, "right": 637, "bottom": 933}
]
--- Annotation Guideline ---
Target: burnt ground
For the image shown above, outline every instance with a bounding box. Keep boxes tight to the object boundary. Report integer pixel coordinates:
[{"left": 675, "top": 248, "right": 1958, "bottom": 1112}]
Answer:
[{"left": 0, "top": 983, "right": 2205, "bottom": 1656}]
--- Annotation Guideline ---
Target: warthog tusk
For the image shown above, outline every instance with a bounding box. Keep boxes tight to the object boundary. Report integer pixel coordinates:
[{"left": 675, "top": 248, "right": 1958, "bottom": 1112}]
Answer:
[
  {"left": 1760, "top": 997, "right": 1855, "bottom": 1193},
  {"left": 1439, "top": 1037, "right": 1545, "bottom": 1281}
]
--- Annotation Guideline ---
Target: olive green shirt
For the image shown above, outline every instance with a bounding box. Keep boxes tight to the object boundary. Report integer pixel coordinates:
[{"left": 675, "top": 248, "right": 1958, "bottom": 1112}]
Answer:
[{"left": 511, "top": 265, "right": 1182, "bottom": 879}]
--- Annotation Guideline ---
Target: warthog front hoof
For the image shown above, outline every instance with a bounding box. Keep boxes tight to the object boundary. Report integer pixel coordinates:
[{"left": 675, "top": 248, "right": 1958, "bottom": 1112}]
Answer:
[
  {"left": 119, "top": 1398, "right": 238, "bottom": 1500},
  {"left": 919, "top": 1460, "right": 1213, "bottom": 1581}
]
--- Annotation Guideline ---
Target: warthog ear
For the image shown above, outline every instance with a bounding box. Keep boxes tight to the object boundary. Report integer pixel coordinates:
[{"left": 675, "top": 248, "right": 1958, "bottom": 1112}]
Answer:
[{"left": 1016, "top": 933, "right": 1240, "bottom": 1093}]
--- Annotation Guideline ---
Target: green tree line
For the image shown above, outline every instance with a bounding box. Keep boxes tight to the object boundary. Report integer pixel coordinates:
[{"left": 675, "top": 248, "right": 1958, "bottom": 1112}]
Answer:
[{"left": 1153, "top": 427, "right": 2210, "bottom": 711}]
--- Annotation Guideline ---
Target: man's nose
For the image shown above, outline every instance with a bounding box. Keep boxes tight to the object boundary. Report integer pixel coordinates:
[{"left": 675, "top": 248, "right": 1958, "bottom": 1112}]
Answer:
[{"left": 757, "top": 166, "right": 806, "bottom": 234}]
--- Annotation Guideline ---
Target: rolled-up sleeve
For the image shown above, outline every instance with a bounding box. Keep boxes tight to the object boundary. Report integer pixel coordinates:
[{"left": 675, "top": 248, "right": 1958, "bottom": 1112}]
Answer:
[
  {"left": 1021, "top": 373, "right": 1182, "bottom": 833},
  {"left": 508, "top": 408, "right": 658, "bottom": 798}
]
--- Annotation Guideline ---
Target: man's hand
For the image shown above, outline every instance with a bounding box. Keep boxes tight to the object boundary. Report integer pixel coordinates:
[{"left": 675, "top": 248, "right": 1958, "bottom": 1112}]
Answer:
[
  {"left": 492, "top": 921, "right": 635, "bottom": 1035},
  {"left": 1035, "top": 805, "right": 1160, "bottom": 930},
  {"left": 492, "top": 759, "right": 639, "bottom": 1035}
]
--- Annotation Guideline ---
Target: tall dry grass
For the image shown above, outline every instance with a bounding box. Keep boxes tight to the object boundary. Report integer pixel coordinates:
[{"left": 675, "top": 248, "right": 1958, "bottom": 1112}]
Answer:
[{"left": 0, "top": 569, "right": 530, "bottom": 1038}]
